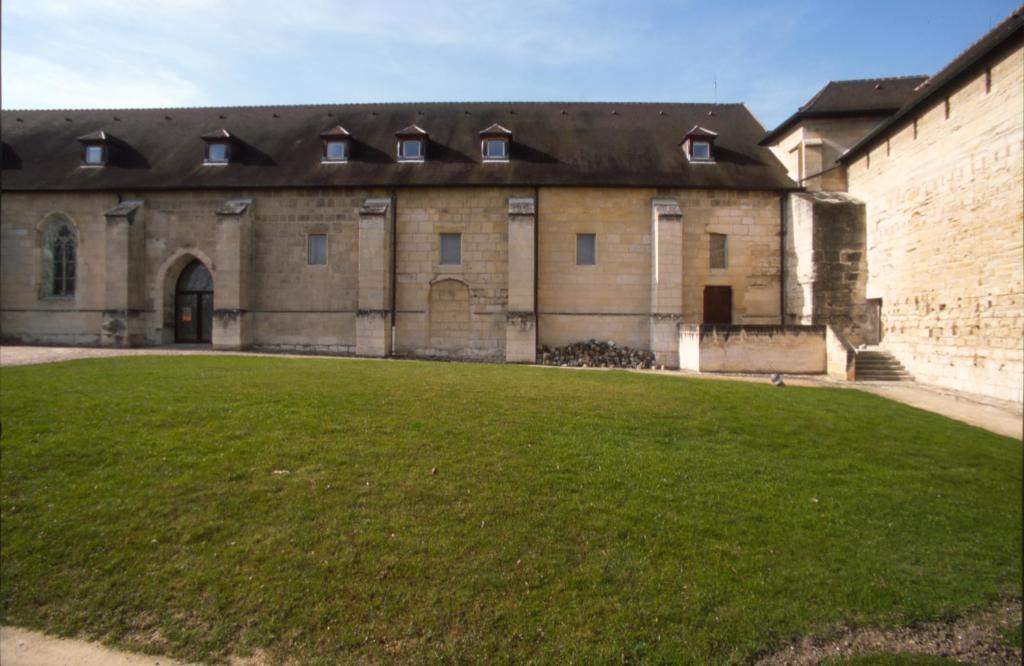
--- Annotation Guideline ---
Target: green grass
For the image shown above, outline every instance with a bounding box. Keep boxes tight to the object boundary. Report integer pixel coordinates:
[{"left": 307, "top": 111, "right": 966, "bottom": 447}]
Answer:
[{"left": 0, "top": 356, "right": 1020, "bottom": 664}]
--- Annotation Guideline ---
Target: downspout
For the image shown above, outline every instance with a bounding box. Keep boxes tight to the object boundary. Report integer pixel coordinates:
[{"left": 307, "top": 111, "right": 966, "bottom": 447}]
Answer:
[
  {"left": 533, "top": 185, "right": 540, "bottom": 356},
  {"left": 391, "top": 188, "right": 398, "bottom": 356},
  {"left": 779, "top": 191, "right": 787, "bottom": 326}
]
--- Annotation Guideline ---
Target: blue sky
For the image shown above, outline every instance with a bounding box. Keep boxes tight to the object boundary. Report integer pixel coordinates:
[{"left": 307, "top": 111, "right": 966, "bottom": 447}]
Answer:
[{"left": 1, "top": 0, "right": 1019, "bottom": 128}]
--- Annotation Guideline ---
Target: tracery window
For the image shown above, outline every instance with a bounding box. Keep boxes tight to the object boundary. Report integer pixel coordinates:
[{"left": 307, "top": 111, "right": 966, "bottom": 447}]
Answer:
[{"left": 42, "top": 219, "right": 77, "bottom": 297}]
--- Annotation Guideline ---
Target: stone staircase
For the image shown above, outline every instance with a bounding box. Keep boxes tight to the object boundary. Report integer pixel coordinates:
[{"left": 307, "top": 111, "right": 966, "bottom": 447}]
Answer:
[{"left": 855, "top": 349, "right": 913, "bottom": 381}]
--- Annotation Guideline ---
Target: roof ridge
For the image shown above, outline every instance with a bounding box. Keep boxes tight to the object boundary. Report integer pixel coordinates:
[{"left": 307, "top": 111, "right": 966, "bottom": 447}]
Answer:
[
  {"left": 1, "top": 101, "right": 747, "bottom": 113},
  {"left": 823, "top": 75, "right": 929, "bottom": 85}
]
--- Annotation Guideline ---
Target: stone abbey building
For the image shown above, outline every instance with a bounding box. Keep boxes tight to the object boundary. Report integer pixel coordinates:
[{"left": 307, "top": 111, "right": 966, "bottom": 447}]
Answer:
[{"left": 2, "top": 8, "right": 1021, "bottom": 403}]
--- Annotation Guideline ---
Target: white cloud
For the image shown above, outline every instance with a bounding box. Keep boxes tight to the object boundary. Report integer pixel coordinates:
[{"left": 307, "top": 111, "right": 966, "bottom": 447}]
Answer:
[{"left": 1, "top": 52, "right": 205, "bottom": 109}]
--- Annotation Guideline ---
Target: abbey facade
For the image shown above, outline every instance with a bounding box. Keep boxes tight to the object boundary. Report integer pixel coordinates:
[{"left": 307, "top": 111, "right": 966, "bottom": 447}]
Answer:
[{"left": 2, "top": 9, "right": 1021, "bottom": 403}]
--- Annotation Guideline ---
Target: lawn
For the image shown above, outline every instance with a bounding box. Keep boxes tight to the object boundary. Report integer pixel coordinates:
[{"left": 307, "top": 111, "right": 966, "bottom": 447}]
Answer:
[{"left": 0, "top": 356, "right": 1020, "bottom": 664}]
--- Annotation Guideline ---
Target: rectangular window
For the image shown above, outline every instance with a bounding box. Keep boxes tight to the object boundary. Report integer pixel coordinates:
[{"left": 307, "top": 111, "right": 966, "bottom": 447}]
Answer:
[
  {"left": 710, "top": 233, "right": 727, "bottom": 269},
  {"left": 440, "top": 233, "right": 461, "bottom": 265},
  {"left": 483, "top": 139, "right": 508, "bottom": 160},
  {"left": 324, "top": 141, "right": 347, "bottom": 162},
  {"left": 691, "top": 141, "right": 711, "bottom": 160},
  {"left": 307, "top": 234, "right": 327, "bottom": 265},
  {"left": 84, "top": 145, "right": 104, "bottom": 165},
  {"left": 576, "top": 233, "right": 596, "bottom": 266},
  {"left": 207, "top": 142, "right": 229, "bottom": 163},
  {"left": 399, "top": 139, "right": 423, "bottom": 160}
]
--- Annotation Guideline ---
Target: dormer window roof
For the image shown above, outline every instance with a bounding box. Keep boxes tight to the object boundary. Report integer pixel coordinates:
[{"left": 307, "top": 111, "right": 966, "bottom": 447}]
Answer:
[
  {"left": 479, "top": 124, "right": 512, "bottom": 162},
  {"left": 396, "top": 124, "right": 427, "bottom": 163},
  {"left": 320, "top": 125, "right": 351, "bottom": 163},
  {"left": 76, "top": 130, "right": 109, "bottom": 167},
  {"left": 201, "top": 128, "right": 232, "bottom": 165},
  {"left": 682, "top": 125, "right": 717, "bottom": 163}
]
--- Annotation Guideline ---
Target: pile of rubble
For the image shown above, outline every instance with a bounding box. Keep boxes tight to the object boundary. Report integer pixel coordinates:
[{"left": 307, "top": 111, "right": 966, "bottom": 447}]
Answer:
[{"left": 538, "top": 340, "right": 656, "bottom": 369}]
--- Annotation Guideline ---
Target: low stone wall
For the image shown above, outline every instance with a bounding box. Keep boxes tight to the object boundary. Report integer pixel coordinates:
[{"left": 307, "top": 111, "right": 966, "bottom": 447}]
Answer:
[
  {"left": 826, "top": 325, "right": 856, "bottom": 380},
  {"left": 678, "top": 324, "right": 826, "bottom": 374}
]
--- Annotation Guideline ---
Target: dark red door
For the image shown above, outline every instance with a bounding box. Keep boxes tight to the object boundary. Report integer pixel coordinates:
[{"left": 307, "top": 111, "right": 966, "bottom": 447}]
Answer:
[{"left": 703, "top": 286, "right": 732, "bottom": 325}]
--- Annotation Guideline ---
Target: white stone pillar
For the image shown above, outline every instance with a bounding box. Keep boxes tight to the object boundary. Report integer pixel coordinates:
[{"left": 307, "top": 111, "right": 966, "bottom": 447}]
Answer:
[
  {"left": 356, "top": 197, "right": 394, "bottom": 357},
  {"left": 506, "top": 197, "right": 536, "bottom": 363},
  {"left": 650, "top": 198, "right": 684, "bottom": 368},
  {"left": 213, "top": 199, "right": 254, "bottom": 349},
  {"left": 102, "top": 200, "right": 146, "bottom": 347}
]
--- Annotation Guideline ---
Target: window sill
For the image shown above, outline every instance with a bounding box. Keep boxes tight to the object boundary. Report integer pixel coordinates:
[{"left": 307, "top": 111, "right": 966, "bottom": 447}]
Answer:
[
  {"left": 202, "top": 161, "right": 230, "bottom": 167},
  {"left": 320, "top": 160, "right": 348, "bottom": 165},
  {"left": 482, "top": 158, "right": 509, "bottom": 164},
  {"left": 397, "top": 158, "right": 425, "bottom": 164}
]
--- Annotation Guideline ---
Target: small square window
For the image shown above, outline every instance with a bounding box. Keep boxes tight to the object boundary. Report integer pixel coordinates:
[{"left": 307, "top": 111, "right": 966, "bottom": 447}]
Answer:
[
  {"left": 440, "top": 233, "right": 461, "bottom": 265},
  {"left": 308, "top": 234, "right": 327, "bottom": 265},
  {"left": 710, "top": 233, "right": 727, "bottom": 269},
  {"left": 83, "top": 145, "right": 104, "bottom": 165},
  {"left": 691, "top": 141, "right": 711, "bottom": 161},
  {"left": 399, "top": 139, "right": 423, "bottom": 160},
  {"left": 483, "top": 139, "right": 508, "bottom": 160},
  {"left": 207, "top": 142, "right": 229, "bottom": 163},
  {"left": 576, "top": 233, "right": 596, "bottom": 266},
  {"left": 324, "top": 141, "right": 348, "bottom": 162}
]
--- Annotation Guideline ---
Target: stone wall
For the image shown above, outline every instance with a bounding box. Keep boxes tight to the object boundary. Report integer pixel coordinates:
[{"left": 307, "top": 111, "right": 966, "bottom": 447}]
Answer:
[
  {"left": 845, "top": 40, "right": 1024, "bottom": 402},
  {"left": 393, "top": 187, "right": 529, "bottom": 360},
  {"left": 2, "top": 185, "right": 783, "bottom": 367},
  {"left": 678, "top": 324, "right": 826, "bottom": 374},
  {"left": 784, "top": 191, "right": 872, "bottom": 344},
  {"left": 768, "top": 117, "right": 884, "bottom": 191},
  {"left": 537, "top": 187, "right": 782, "bottom": 353},
  {"left": 0, "top": 191, "right": 116, "bottom": 345}
]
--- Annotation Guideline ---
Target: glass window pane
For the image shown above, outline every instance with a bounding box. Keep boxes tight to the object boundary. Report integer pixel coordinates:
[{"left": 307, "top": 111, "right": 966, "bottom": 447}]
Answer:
[
  {"left": 576, "top": 233, "right": 596, "bottom": 265},
  {"left": 207, "top": 143, "right": 228, "bottom": 162},
  {"left": 440, "top": 233, "right": 461, "bottom": 265},
  {"left": 84, "top": 145, "right": 103, "bottom": 164},
  {"left": 710, "top": 233, "right": 728, "bottom": 269},
  {"left": 401, "top": 140, "right": 422, "bottom": 158},
  {"left": 484, "top": 139, "right": 507, "bottom": 158},
  {"left": 692, "top": 141, "right": 711, "bottom": 160},
  {"left": 308, "top": 234, "right": 327, "bottom": 265},
  {"left": 326, "top": 141, "right": 347, "bottom": 160}
]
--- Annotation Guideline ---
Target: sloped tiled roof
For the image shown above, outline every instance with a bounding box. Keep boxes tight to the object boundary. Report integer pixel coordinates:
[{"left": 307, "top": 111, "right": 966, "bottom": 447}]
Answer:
[
  {"left": 760, "top": 76, "right": 927, "bottom": 145},
  {"left": 0, "top": 102, "right": 795, "bottom": 191},
  {"left": 841, "top": 5, "right": 1024, "bottom": 162}
]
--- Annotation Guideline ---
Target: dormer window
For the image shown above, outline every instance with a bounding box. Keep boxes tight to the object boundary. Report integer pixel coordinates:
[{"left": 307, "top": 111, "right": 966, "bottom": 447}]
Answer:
[
  {"left": 76, "top": 130, "right": 108, "bottom": 167},
  {"left": 395, "top": 125, "right": 428, "bottom": 163},
  {"left": 479, "top": 123, "right": 512, "bottom": 162},
  {"left": 682, "top": 126, "right": 718, "bottom": 163},
  {"left": 201, "top": 128, "right": 232, "bottom": 165},
  {"left": 84, "top": 145, "right": 105, "bottom": 165},
  {"left": 320, "top": 125, "right": 351, "bottom": 163}
]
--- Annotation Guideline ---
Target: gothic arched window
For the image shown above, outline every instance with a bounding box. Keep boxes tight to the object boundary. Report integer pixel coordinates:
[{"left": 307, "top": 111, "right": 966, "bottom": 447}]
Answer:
[{"left": 42, "top": 219, "right": 77, "bottom": 297}]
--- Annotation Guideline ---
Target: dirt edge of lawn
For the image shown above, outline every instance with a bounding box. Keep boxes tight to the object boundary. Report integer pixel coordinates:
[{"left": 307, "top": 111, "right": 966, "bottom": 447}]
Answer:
[
  {"left": 0, "top": 598, "right": 1018, "bottom": 666},
  {"left": 756, "top": 597, "right": 1023, "bottom": 665}
]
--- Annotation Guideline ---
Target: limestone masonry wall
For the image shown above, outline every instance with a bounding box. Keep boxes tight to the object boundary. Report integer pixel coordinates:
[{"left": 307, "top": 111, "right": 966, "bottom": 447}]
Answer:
[
  {"left": 2, "top": 184, "right": 783, "bottom": 364},
  {"left": 846, "top": 41, "right": 1024, "bottom": 402},
  {"left": 678, "top": 325, "right": 826, "bottom": 374}
]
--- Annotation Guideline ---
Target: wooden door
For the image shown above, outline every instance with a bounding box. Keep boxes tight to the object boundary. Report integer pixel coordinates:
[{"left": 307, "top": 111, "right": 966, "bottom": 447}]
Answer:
[{"left": 703, "top": 286, "right": 733, "bottom": 325}]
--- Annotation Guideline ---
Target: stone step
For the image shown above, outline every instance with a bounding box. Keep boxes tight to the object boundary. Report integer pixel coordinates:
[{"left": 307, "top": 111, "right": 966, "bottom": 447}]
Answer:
[{"left": 854, "top": 350, "right": 912, "bottom": 382}]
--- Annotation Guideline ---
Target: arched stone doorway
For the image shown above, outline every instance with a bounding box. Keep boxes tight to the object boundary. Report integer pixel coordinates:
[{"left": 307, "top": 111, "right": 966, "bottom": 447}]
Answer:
[
  {"left": 428, "top": 279, "right": 471, "bottom": 354},
  {"left": 174, "top": 259, "right": 214, "bottom": 343}
]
